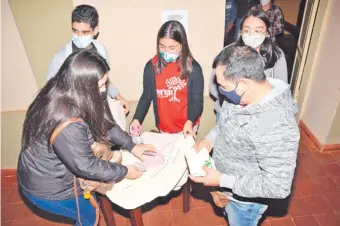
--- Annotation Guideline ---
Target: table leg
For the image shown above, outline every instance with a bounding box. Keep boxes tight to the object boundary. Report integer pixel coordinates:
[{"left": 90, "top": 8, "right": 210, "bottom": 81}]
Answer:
[
  {"left": 182, "top": 180, "right": 191, "bottom": 213},
  {"left": 97, "top": 194, "right": 116, "bottom": 226},
  {"left": 129, "top": 207, "right": 144, "bottom": 226}
]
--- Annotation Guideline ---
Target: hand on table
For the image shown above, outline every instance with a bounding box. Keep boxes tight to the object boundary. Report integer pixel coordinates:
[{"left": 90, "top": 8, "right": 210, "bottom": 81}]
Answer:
[
  {"left": 189, "top": 166, "right": 221, "bottom": 186},
  {"left": 131, "top": 144, "right": 157, "bottom": 161}
]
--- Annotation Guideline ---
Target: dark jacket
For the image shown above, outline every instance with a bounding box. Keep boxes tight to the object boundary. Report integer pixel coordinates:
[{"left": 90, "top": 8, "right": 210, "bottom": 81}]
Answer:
[
  {"left": 236, "top": 0, "right": 259, "bottom": 18},
  {"left": 18, "top": 121, "right": 135, "bottom": 200},
  {"left": 133, "top": 59, "right": 204, "bottom": 127}
]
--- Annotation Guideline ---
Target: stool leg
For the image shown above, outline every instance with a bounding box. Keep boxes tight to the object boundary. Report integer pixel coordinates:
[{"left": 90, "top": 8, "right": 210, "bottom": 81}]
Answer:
[
  {"left": 130, "top": 207, "right": 144, "bottom": 226},
  {"left": 182, "top": 180, "right": 191, "bottom": 213},
  {"left": 97, "top": 194, "right": 116, "bottom": 226}
]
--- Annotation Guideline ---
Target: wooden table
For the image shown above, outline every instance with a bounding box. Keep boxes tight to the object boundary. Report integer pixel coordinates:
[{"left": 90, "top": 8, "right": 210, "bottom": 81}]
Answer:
[{"left": 98, "top": 180, "right": 191, "bottom": 226}]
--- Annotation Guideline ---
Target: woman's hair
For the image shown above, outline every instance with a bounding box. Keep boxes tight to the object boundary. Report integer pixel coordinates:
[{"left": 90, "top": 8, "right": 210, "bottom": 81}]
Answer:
[
  {"left": 22, "top": 50, "right": 114, "bottom": 150},
  {"left": 156, "top": 20, "right": 193, "bottom": 78},
  {"left": 236, "top": 9, "right": 282, "bottom": 69}
]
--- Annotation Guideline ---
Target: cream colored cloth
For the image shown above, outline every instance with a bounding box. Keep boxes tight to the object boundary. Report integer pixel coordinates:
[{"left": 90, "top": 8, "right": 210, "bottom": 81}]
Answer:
[
  {"left": 106, "top": 132, "right": 195, "bottom": 209},
  {"left": 107, "top": 98, "right": 126, "bottom": 131}
]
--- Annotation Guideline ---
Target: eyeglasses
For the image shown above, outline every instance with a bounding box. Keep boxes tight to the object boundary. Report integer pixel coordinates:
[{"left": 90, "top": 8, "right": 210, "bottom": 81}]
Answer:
[{"left": 241, "top": 29, "right": 267, "bottom": 36}]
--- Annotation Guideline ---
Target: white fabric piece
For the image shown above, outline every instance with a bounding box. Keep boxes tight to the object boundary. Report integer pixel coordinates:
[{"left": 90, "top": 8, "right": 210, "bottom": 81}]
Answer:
[
  {"left": 106, "top": 132, "right": 195, "bottom": 209},
  {"left": 107, "top": 98, "right": 126, "bottom": 131}
]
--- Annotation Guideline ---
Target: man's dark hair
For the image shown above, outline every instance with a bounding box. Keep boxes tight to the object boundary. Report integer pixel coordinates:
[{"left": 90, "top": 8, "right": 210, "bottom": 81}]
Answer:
[
  {"left": 72, "top": 5, "right": 99, "bottom": 29},
  {"left": 213, "top": 44, "right": 266, "bottom": 82}
]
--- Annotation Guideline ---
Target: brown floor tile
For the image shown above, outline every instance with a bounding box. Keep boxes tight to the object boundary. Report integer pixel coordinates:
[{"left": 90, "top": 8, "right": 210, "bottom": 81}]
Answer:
[
  {"left": 1, "top": 175, "right": 18, "bottom": 189},
  {"left": 4, "top": 187, "right": 24, "bottom": 204},
  {"left": 192, "top": 196, "right": 212, "bottom": 209},
  {"left": 297, "top": 152, "right": 316, "bottom": 168},
  {"left": 293, "top": 216, "right": 318, "bottom": 226},
  {"left": 304, "top": 196, "right": 333, "bottom": 214},
  {"left": 261, "top": 220, "right": 271, "bottom": 226},
  {"left": 2, "top": 203, "right": 20, "bottom": 221},
  {"left": 324, "top": 193, "right": 340, "bottom": 212},
  {"left": 333, "top": 176, "right": 340, "bottom": 188},
  {"left": 13, "top": 218, "right": 56, "bottom": 226},
  {"left": 170, "top": 192, "right": 184, "bottom": 210},
  {"left": 312, "top": 152, "right": 337, "bottom": 164},
  {"left": 172, "top": 209, "right": 198, "bottom": 226},
  {"left": 1, "top": 221, "right": 14, "bottom": 226},
  {"left": 330, "top": 151, "right": 340, "bottom": 162},
  {"left": 13, "top": 202, "right": 38, "bottom": 221},
  {"left": 314, "top": 213, "right": 340, "bottom": 226},
  {"left": 141, "top": 210, "right": 150, "bottom": 226},
  {"left": 293, "top": 179, "right": 319, "bottom": 196},
  {"left": 294, "top": 167, "right": 310, "bottom": 180},
  {"left": 1, "top": 188, "right": 11, "bottom": 204},
  {"left": 288, "top": 197, "right": 313, "bottom": 217},
  {"left": 325, "top": 163, "right": 340, "bottom": 177},
  {"left": 270, "top": 216, "right": 295, "bottom": 226},
  {"left": 195, "top": 206, "right": 225, "bottom": 226},
  {"left": 148, "top": 210, "right": 172, "bottom": 226},
  {"left": 305, "top": 163, "right": 328, "bottom": 178},
  {"left": 312, "top": 177, "right": 340, "bottom": 194},
  {"left": 113, "top": 212, "right": 129, "bottom": 226}
]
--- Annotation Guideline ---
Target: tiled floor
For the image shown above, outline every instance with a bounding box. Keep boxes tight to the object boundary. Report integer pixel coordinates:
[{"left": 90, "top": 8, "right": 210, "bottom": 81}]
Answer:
[{"left": 2, "top": 130, "right": 340, "bottom": 226}]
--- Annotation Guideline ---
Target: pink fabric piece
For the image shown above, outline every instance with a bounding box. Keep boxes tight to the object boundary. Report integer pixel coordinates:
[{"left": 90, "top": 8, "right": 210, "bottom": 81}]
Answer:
[{"left": 142, "top": 152, "right": 165, "bottom": 166}]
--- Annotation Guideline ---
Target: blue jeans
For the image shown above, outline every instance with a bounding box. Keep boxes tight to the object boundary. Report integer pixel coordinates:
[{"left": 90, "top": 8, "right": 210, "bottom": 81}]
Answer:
[
  {"left": 22, "top": 190, "right": 97, "bottom": 226},
  {"left": 225, "top": 201, "right": 267, "bottom": 226}
]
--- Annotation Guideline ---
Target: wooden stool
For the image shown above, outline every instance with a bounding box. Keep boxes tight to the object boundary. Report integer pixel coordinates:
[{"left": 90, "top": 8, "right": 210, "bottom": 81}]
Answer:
[{"left": 99, "top": 180, "right": 191, "bottom": 226}]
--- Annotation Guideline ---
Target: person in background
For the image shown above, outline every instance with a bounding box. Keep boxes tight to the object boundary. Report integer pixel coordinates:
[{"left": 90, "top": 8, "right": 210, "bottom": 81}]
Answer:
[
  {"left": 191, "top": 44, "right": 299, "bottom": 226},
  {"left": 47, "top": 4, "right": 130, "bottom": 114},
  {"left": 130, "top": 20, "right": 204, "bottom": 138},
  {"left": 211, "top": 9, "right": 287, "bottom": 122},
  {"left": 224, "top": 0, "right": 237, "bottom": 46},
  {"left": 233, "top": 0, "right": 259, "bottom": 41},
  {"left": 18, "top": 50, "right": 156, "bottom": 226},
  {"left": 252, "top": 0, "right": 285, "bottom": 42},
  {"left": 237, "top": 9, "right": 287, "bottom": 82}
]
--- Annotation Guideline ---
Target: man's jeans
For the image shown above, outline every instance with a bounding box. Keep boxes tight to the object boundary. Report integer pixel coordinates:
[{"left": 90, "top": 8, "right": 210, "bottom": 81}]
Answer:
[
  {"left": 22, "top": 190, "right": 96, "bottom": 226},
  {"left": 225, "top": 201, "right": 268, "bottom": 226}
]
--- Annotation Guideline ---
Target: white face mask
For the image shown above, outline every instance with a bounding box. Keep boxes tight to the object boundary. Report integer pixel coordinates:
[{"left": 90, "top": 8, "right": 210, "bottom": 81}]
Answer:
[
  {"left": 72, "top": 34, "right": 94, "bottom": 49},
  {"left": 260, "top": 0, "right": 271, "bottom": 6},
  {"left": 242, "top": 34, "right": 266, "bottom": 49}
]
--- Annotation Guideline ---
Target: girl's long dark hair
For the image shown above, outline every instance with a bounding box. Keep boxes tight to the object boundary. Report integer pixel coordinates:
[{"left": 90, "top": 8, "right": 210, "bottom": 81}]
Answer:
[
  {"left": 156, "top": 20, "right": 193, "bottom": 79},
  {"left": 22, "top": 50, "right": 114, "bottom": 150},
  {"left": 237, "top": 9, "right": 282, "bottom": 69}
]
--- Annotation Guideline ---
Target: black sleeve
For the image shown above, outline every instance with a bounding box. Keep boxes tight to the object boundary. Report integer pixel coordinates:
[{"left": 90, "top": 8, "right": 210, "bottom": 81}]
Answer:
[
  {"left": 107, "top": 124, "right": 136, "bottom": 151},
  {"left": 188, "top": 60, "right": 204, "bottom": 123},
  {"left": 52, "top": 122, "right": 128, "bottom": 183},
  {"left": 133, "top": 61, "right": 153, "bottom": 124}
]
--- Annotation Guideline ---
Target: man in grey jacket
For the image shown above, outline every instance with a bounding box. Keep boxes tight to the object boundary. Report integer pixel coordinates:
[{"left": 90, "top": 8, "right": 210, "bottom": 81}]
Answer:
[{"left": 190, "top": 45, "right": 299, "bottom": 226}]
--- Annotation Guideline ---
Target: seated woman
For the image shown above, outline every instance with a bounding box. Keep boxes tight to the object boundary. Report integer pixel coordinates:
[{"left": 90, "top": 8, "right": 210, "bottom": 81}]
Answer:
[
  {"left": 210, "top": 9, "right": 288, "bottom": 121},
  {"left": 18, "top": 50, "right": 155, "bottom": 226},
  {"left": 130, "top": 20, "right": 204, "bottom": 138}
]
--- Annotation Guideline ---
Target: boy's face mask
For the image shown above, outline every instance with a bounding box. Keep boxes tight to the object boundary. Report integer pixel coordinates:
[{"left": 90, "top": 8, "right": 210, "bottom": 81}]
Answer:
[{"left": 72, "top": 34, "right": 94, "bottom": 49}]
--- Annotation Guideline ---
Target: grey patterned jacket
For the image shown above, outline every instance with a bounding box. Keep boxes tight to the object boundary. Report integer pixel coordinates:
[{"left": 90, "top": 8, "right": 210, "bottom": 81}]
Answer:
[{"left": 206, "top": 78, "right": 300, "bottom": 199}]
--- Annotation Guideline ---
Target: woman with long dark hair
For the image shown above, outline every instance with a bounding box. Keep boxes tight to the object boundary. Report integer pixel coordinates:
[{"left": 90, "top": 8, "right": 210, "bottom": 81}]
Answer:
[
  {"left": 210, "top": 9, "right": 287, "bottom": 121},
  {"left": 130, "top": 20, "right": 204, "bottom": 137},
  {"left": 18, "top": 50, "right": 155, "bottom": 226}
]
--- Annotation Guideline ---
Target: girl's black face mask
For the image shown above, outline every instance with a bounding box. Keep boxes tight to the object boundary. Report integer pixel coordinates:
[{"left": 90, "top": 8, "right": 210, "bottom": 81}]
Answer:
[{"left": 100, "top": 90, "right": 108, "bottom": 101}]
